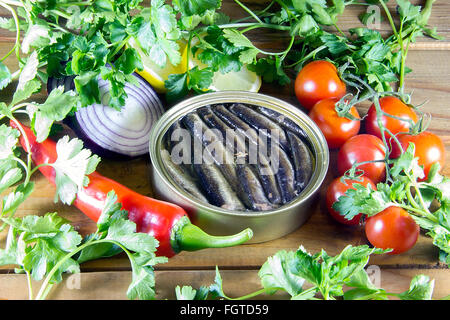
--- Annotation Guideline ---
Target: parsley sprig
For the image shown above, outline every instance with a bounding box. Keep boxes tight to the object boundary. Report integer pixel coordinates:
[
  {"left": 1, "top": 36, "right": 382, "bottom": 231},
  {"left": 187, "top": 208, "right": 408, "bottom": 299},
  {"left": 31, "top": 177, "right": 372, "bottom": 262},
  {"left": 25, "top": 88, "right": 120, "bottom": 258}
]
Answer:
[
  {"left": 0, "top": 191, "right": 167, "bottom": 300},
  {"left": 175, "top": 245, "right": 436, "bottom": 300},
  {"left": 0, "top": 53, "right": 100, "bottom": 209}
]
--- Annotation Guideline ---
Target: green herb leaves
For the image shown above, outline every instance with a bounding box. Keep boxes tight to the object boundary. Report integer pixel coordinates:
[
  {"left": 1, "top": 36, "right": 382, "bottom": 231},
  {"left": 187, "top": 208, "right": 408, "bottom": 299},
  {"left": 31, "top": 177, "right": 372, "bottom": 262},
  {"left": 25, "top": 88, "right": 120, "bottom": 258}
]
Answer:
[
  {"left": 0, "top": 191, "right": 166, "bottom": 300},
  {"left": 176, "top": 244, "right": 434, "bottom": 300},
  {"left": 83, "top": 191, "right": 168, "bottom": 300},
  {"left": 51, "top": 136, "right": 100, "bottom": 205},
  {"left": 0, "top": 0, "right": 441, "bottom": 106},
  {"left": 134, "top": 0, "right": 182, "bottom": 68},
  {"left": 259, "top": 250, "right": 305, "bottom": 296},
  {"left": 173, "top": 0, "right": 222, "bottom": 17},
  {"left": 0, "top": 212, "right": 82, "bottom": 283}
]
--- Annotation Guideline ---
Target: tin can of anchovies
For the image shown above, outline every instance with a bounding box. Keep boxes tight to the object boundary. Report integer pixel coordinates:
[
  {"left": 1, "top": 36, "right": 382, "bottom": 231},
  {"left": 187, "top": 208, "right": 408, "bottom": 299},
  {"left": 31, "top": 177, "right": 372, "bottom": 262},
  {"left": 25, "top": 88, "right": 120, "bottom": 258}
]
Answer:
[{"left": 149, "top": 91, "right": 329, "bottom": 243}]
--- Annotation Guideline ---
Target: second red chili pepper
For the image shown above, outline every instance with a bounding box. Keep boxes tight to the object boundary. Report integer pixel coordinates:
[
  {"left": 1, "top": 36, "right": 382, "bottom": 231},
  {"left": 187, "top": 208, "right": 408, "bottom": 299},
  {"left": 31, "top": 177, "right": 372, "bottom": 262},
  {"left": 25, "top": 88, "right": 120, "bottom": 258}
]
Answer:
[{"left": 11, "top": 121, "right": 253, "bottom": 258}]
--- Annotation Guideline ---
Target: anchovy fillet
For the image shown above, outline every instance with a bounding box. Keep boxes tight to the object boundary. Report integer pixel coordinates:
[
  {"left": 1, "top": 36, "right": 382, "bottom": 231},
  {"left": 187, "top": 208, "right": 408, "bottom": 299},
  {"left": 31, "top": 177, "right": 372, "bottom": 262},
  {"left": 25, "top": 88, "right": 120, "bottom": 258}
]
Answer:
[
  {"left": 273, "top": 143, "right": 297, "bottom": 203},
  {"left": 182, "top": 112, "right": 239, "bottom": 190},
  {"left": 193, "top": 162, "right": 245, "bottom": 211},
  {"left": 236, "top": 164, "right": 276, "bottom": 211},
  {"left": 160, "top": 149, "right": 208, "bottom": 203},
  {"left": 213, "top": 104, "right": 261, "bottom": 147},
  {"left": 229, "top": 103, "right": 290, "bottom": 152},
  {"left": 198, "top": 106, "right": 248, "bottom": 164},
  {"left": 287, "top": 131, "right": 314, "bottom": 192},
  {"left": 256, "top": 106, "right": 310, "bottom": 144}
]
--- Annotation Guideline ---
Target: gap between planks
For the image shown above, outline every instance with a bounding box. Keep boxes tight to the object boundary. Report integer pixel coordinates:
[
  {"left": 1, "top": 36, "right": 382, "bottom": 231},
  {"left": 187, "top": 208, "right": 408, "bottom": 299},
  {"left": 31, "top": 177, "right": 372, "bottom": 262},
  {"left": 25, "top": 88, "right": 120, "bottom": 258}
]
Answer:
[{"left": 1, "top": 262, "right": 449, "bottom": 275}]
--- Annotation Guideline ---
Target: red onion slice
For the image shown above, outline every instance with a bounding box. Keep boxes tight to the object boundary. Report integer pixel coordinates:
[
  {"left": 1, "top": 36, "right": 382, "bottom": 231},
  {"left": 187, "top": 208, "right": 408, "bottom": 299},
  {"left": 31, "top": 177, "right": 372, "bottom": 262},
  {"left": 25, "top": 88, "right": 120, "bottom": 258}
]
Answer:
[{"left": 48, "top": 73, "right": 165, "bottom": 157}]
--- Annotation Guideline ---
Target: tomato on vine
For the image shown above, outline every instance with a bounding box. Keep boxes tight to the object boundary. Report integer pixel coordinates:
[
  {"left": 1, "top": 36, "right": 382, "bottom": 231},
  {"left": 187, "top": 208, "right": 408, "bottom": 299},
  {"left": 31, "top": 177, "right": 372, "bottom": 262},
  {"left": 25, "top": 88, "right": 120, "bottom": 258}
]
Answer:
[
  {"left": 365, "top": 206, "right": 420, "bottom": 255},
  {"left": 294, "top": 60, "right": 347, "bottom": 110},
  {"left": 337, "top": 134, "right": 387, "bottom": 184},
  {"left": 326, "top": 176, "right": 376, "bottom": 226},
  {"left": 365, "top": 96, "right": 419, "bottom": 141},
  {"left": 309, "top": 98, "right": 360, "bottom": 149},
  {"left": 390, "top": 131, "right": 446, "bottom": 179}
]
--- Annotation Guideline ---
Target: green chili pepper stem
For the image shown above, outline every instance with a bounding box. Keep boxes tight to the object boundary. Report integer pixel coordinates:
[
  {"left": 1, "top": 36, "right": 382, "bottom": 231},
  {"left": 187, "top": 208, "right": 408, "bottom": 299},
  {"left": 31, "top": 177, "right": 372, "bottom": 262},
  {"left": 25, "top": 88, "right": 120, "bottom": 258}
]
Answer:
[{"left": 171, "top": 216, "right": 253, "bottom": 253}]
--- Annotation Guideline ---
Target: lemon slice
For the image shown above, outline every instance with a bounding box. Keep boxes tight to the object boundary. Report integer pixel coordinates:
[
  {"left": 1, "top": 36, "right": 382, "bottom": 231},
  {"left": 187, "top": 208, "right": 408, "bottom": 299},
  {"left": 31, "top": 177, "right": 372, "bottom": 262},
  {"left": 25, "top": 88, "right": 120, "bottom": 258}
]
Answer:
[
  {"left": 184, "top": 42, "right": 261, "bottom": 93},
  {"left": 209, "top": 65, "right": 262, "bottom": 92},
  {"left": 129, "top": 38, "right": 187, "bottom": 93}
]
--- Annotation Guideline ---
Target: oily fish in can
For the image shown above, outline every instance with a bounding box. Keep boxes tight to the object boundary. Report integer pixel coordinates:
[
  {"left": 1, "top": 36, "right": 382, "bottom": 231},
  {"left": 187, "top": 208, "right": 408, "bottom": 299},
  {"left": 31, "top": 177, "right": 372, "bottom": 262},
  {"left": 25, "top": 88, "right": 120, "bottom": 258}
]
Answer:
[{"left": 160, "top": 102, "right": 315, "bottom": 212}]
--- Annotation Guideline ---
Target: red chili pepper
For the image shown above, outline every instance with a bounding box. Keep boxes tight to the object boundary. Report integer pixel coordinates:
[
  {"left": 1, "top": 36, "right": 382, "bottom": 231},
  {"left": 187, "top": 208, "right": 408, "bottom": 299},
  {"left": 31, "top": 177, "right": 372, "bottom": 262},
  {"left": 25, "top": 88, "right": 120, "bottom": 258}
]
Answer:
[{"left": 11, "top": 121, "right": 253, "bottom": 257}]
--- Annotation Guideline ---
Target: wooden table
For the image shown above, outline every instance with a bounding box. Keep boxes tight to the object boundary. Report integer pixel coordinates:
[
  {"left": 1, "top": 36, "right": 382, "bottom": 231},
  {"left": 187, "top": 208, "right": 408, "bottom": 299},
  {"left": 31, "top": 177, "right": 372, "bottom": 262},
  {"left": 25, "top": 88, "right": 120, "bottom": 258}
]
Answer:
[{"left": 0, "top": 0, "right": 449, "bottom": 300}]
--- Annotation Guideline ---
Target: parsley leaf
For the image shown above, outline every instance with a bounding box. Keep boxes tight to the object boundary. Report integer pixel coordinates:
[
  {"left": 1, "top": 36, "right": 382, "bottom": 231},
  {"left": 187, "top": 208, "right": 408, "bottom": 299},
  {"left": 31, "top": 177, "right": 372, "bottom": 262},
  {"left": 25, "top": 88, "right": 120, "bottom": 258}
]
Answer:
[
  {"left": 173, "top": 0, "right": 222, "bottom": 17},
  {"left": 177, "top": 245, "right": 423, "bottom": 301},
  {"left": 248, "top": 56, "right": 291, "bottom": 86},
  {"left": 1, "top": 212, "right": 82, "bottom": 282},
  {"left": 0, "top": 124, "right": 20, "bottom": 161},
  {"left": 397, "top": 275, "right": 435, "bottom": 300},
  {"left": 29, "top": 86, "right": 80, "bottom": 142},
  {"left": 164, "top": 66, "right": 214, "bottom": 104},
  {"left": 0, "top": 160, "right": 22, "bottom": 195},
  {"left": 258, "top": 250, "right": 305, "bottom": 296},
  {"left": 51, "top": 136, "right": 100, "bottom": 205},
  {"left": 0, "top": 61, "right": 11, "bottom": 90},
  {"left": 175, "top": 285, "right": 209, "bottom": 300}
]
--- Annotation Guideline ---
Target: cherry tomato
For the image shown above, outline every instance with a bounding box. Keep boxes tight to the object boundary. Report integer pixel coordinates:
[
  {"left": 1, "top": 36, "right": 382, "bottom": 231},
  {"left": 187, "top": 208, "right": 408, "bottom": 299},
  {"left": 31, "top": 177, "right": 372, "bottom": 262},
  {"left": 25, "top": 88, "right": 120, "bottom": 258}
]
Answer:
[
  {"left": 309, "top": 98, "right": 360, "bottom": 149},
  {"left": 326, "top": 176, "right": 376, "bottom": 225},
  {"left": 365, "top": 206, "right": 419, "bottom": 254},
  {"left": 390, "top": 131, "right": 446, "bottom": 179},
  {"left": 294, "top": 60, "right": 346, "bottom": 110},
  {"left": 365, "top": 96, "right": 418, "bottom": 141},
  {"left": 337, "top": 134, "right": 386, "bottom": 183}
]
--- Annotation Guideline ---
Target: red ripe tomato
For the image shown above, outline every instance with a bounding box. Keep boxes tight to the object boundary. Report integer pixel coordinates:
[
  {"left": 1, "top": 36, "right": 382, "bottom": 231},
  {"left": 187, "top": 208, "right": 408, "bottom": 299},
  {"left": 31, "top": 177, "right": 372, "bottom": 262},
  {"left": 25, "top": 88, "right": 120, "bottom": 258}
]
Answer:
[
  {"left": 309, "top": 98, "right": 360, "bottom": 149},
  {"left": 365, "top": 96, "right": 418, "bottom": 141},
  {"left": 337, "top": 134, "right": 387, "bottom": 183},
  {"left": 326, "top": 176, "right": 376, "bottom": 225},
  {"left": 294, "top": 60, "right": 346, "bottom": 110},
  {"left": 390, "top": 131, "right": 446, "bottom": 179},
  {"left": 365, "top": 206, "right": 419, "bottom": 254}
]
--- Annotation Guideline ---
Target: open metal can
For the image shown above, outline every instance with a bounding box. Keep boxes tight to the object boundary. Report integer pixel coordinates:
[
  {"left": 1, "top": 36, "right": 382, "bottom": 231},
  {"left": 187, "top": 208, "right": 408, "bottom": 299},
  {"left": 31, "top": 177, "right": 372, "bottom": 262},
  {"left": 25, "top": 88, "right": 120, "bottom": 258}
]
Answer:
[{"left": 149, "top": 91, "right": 329, "bottom": 243}]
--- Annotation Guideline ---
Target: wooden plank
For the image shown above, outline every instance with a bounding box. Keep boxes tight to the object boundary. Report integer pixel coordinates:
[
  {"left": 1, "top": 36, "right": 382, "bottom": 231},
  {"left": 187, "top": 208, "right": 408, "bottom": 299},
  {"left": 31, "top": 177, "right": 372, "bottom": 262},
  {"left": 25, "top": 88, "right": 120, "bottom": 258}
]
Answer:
[{"left": 0, "top": 267, "right": 448, "bottom": 300}]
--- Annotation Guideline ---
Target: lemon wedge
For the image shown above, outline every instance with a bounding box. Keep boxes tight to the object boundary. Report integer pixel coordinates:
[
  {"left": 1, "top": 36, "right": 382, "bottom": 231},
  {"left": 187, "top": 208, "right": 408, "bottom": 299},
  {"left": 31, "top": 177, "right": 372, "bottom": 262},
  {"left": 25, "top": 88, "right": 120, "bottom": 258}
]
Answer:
[
  {"left": 128, "top": 38, "right": 188, "bottom": 93},
  {"left": 184, "top": 42, "right": 261, "bottom": 93},
  {"left": 208, "top": 65, "right": 262, "bottom": 92}
]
